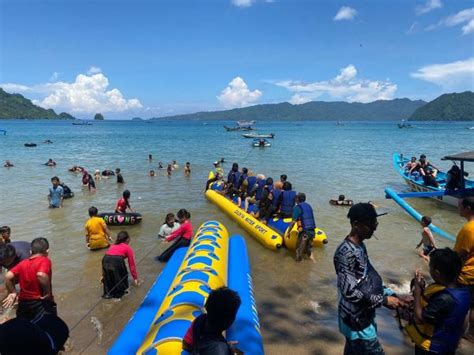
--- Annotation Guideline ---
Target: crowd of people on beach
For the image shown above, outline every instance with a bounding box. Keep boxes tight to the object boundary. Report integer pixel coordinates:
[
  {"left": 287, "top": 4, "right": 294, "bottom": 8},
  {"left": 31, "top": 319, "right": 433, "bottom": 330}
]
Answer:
[{"left": 1, "top": 154, "right": 473, "bottom": 354}]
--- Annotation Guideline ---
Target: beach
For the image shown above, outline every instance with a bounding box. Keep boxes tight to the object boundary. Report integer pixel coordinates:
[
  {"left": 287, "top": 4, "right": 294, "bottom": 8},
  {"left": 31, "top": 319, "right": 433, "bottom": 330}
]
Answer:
[{"left": 0, "top": 119, "right": 472, "bottom": 354}]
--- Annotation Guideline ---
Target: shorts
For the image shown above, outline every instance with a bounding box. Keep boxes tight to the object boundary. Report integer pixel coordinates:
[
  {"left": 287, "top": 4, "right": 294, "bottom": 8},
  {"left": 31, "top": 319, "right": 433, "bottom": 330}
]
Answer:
[
  {"left": 422, "top": 245, "right": 434, "bottom": 256},
  {"left": 344, "top": 338, "right": 385, "bottom": 355},
  {"left": 295, "top": 229, "right": 315, "bottom": 261}
]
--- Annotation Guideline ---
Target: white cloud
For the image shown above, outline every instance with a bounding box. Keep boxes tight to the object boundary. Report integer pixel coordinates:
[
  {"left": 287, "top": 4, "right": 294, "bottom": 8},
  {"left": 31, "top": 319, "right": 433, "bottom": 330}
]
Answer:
[
  {"left": 231, "top": 0, "right": 254, "bottom": 7},
  {"left": 87, "top": 66, "right": 102, "bottom": 75},
  {"left": 275, "top": 65, "right": 397, "bottom": 104},
  {"left": 1, "top": 70, "right": 142, "bottom": 114},
  {"left": 334, "top": 6, "right": 357, "bottom": 21},
  {"left": 411, "top": 57, "right": 474, "bottom": 90},
  {"left": 416, "top": 0, "right": 442, "bottom": 15},
  {"left": 49, "top": 72, "right": 60, "bottom": 81},
  {"left": 426, "top": 8, "right": 474, "bottom": 35},
  {"left": 217, "top": 77, "right": 262, "bottom": 108}
]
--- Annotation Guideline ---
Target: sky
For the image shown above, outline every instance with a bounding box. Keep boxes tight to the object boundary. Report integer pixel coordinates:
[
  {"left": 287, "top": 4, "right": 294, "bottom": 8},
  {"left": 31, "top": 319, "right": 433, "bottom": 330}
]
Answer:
[{"left": 0, "top": 0, "right": 473, "bottom": 119}]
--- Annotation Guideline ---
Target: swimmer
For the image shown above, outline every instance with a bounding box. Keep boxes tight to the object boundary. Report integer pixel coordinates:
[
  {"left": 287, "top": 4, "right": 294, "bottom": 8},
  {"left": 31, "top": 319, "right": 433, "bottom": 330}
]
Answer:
[
  {"left": 82, "top": 170, "right": 96, "bottom": 191},
  {"left": 167, "top": 164, "right": 172, "bottom": 178},
  {"left": 115, "top": 168, "right": 124, "bottom": 183},
  {"left": 68, "top": 165, "right": 84, "bottom": 173},
  {"left": 115, "top": 190, "right": 135, "bottom": 213},
  {"left": 158, "top": 162, "right": 164, "bottom": 169},
  {"left": 149, "top": 170, "right": 155, "bottom": 177},
  {"left": 43, "top": 139, "right": 53, "bottom": 144},
  {"left": 45, "top": 158, "right": 56, "bottom": 167},
  {"left": 101, "top": 169, "right": 115, "bottom": 177},
  {"left": 329, "top": 194, "right": 353, "bottom": 206},
  {"left": 0, "top": 226, "right": 11, "bottom": 243},
  {"left": 148, "top": 154, "right": 153, "bottom": 161},
  {"left": 94, "top": 169, "right": 101, "bottom": 180},
  {"left": 184, "top": 162, "right": 191, "bottom": 176},
  {"left": 172, "top": 160, "right": 179, "bottom": 169},
  {"left": 4, "top": 160, "right": 14, "bottom": 168}
]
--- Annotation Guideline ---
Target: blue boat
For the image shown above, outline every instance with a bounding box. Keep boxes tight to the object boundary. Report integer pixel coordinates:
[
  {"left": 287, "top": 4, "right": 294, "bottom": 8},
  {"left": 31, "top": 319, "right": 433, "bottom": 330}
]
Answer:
[
  {"left": 252, "top": 138, "right": 271, "bottom": 147},
  {"left": 393, "top": 152, "right": 474, "bottom": 207}
]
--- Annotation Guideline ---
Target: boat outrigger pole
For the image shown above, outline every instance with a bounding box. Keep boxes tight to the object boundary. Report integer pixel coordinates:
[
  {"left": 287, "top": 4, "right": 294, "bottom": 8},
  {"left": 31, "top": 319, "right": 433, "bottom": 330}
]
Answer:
[{"left": 385, "top": 187, "right": 455, "bottom": 242}]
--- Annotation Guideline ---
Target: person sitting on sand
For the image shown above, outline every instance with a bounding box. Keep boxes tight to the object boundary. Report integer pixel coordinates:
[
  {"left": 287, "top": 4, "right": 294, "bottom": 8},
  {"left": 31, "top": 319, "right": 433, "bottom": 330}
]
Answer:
[
  {"left": 330, "top": 195, "right": 354, "bottom": 206},
  {"left": 4, "top": 160, "right": 14, "bottom": 168},
  {"left": 415, "top": 216, "right": 437, "bottom": 262},
  {"left": 45, "top": 159, "right": 56, "bottom": 167},
  {"left": 115, "top": 168, "right": 124, "bottom": 183},
  {"left": 115, "top": 190, "right": 135, "bottom": 214},
  {"left": 102, "top": 231, "right": 140, "bottom": 299},
  {"left": 85, "top": 206, "right": 112, "bottom": 250},
  {"left": 157, "top": 213, "right": 181, "bottom": 239},
  {"left": 157, "top": 209, "right": 193, "bottom": 262},
  {"left": 149, "top": 170, "right": 155, "bottom": 177},
  {"left": 94, "top": 169, "right": 101, "bottom": 180},
  {"left": 182, "top": 287, "right": 242, "bottom": 354},
  {"left": 184, "top": 162, "right": 191, "bottom": 176}
]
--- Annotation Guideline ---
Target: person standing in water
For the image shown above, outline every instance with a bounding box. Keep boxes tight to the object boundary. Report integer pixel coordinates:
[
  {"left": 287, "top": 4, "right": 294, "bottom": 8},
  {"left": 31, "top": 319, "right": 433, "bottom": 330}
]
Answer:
[
  {"left": 48, "top": 176, "right": 63, "bottom": 208},
  {"left": 167, "top": 164, "right": 173, "bottom": 178},
  {"left": 184, "top": 162, "right": 191, "bottom": 176},
  {"left": 157, "top": 209, "right": 193, "bottom": 262},
  {"left": 334, "top": 203, "right": 407, "bottom": 354},
  {"left": 285, "top": 192, "right": 317, "bottom": 262},
  {"left": 102, "top": 231, "right": 139, "bottom": 299},
  {"left": 85, "top": 206, "right": 112, "bottom": 250},
  {"left": 115, "top": 190, "right": 135, "bottom": 214},
  {"left": 415, "top": 216, "right": 437, "bottom": 262},
  {"left": 115, "top": 168, "right": 124, "bottom": 184},
  {"left": 454, "top": 197, "right": 474, "bottom": 340}
]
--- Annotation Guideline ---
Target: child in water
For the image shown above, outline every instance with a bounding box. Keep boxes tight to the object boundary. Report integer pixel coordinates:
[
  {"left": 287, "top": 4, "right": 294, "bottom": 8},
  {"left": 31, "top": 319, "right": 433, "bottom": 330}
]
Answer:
[
  {"left": 415, "top": 216, "right": 437, "bottom": 261},
  {"left": 115, "top": 168, "right": 124, "bottom": 183},
  {"left": 157, "top": 213, "right": 180, "bottom": 239},
  {"left": 157, "top": 209, "right": 192, "bottom": 262},
  {"left": 115, "top": 190, "right": 135, "bottom": 214},
  {"left": 184, "top": 162, "right": 191, "bottom": 175},
  {"left": 149, "top": 170, "right": 155, "bottom": 177},
  {"left": 94, "top": 170, "right": 101, "bottom": 180}
]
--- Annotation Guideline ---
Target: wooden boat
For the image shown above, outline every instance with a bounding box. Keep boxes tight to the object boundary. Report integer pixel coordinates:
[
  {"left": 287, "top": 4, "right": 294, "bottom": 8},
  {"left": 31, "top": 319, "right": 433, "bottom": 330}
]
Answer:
[
  {"left": 242, "top": 132, "right": 274, "bottom": 139},
  {"left": 237, "top": 120, "right": 256, "bottom": 127},
  {"left": 252, "top": 139, "right": 271, "bottom": 147},
  {"left": 72, "top": 120, "right": 93, "bottom": 126},
  {"left": 393, "top": 152, "right": 474, "bottom": 207},
  {"left": 224, "top": 125, "right": 254, "bottom": 132}
]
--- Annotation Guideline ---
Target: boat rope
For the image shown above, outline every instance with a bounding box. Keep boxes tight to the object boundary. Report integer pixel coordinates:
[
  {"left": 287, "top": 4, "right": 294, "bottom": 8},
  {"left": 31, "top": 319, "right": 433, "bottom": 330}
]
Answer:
[{"left": 68, "top": 240, "right": 162, "bottom": 352}]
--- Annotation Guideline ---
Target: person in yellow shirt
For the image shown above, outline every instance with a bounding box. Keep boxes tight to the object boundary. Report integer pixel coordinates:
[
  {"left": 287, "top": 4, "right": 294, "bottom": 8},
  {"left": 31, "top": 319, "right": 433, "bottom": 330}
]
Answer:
[
  {"left": 85, "top": 206, "right": 111, "bottom": 250},
  {"left": 454, "top": 197, "right": 474, "bottom": 338}
]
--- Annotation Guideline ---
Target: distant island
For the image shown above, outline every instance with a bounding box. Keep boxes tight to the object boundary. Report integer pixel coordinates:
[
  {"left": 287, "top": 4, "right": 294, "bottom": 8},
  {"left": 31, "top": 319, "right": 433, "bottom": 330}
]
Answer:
[
  {"left": 408, "top": 92, "right": 474, "bottom": 121},
  {"left": 0, "top": 88, "right": 75, "bottom": 119},
  {"left": 131, "top": 117, "right": 143, "bottom": 121},
  {"left": 152, "top": 98, "right": 426, "bottom": 121},
  {"left": 94, "top": 113, "right": 104, "bottom": 120}
]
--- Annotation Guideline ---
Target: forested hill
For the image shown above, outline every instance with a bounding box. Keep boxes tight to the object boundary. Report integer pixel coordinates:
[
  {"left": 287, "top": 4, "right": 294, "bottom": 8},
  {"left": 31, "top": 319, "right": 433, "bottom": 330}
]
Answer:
[
  {"left": 152, "top": 98, "right": 426, "bottom": 121},
  {"left": 0, "top": 88, "right": 74, "bottom": 119},
  {"left": 409, "top": 91, "right": 474, "bottom": 121}
]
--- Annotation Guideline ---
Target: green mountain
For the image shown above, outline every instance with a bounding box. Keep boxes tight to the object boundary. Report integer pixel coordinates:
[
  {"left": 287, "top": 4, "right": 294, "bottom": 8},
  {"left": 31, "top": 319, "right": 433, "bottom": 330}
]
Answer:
[
  {"left": 0, "top": 88, "right": 75, "bottom": 119},
  {"left": 152, "top": 98, "right": 426, "bottom": 121},
  {"left": 409, "top": 91, "right": 474, "bottom": 121}
]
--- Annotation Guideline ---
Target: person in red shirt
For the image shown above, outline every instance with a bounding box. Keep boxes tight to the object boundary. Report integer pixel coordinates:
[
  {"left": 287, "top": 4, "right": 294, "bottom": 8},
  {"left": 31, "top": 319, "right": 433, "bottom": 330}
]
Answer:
[
  {"left": 115, "top": 190, "right": 135, "bottom": 214},
  {"left": 157, "top": 209, "right": 193, "bottom": 262},
  {"left": 102, "top": 231, "right": 140, "bottom": 299},
  {"left": 3, "top": 237, "right": 56, "bottom": 320}
]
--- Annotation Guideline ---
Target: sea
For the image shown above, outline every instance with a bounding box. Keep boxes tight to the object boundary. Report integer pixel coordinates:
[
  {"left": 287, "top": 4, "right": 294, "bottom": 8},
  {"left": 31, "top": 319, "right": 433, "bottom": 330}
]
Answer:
[{"left": 0, "top": 119, "right": 472, "bottom": 354}]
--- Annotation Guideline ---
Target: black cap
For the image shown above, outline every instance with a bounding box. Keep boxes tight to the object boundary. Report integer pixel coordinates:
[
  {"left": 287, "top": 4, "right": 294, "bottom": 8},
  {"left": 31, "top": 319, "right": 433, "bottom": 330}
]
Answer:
[{"left": 347, "top": 203, "right": 387, "bottom": 221}]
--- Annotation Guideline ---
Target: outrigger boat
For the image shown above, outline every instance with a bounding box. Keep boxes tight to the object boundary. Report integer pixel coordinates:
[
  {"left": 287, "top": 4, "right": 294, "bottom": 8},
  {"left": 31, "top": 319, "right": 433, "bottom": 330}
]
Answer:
[
  {"left": 224, "top": 125, "right": 254, "bottom": 131},
  {"left": 393, "top": 152, "right": 474, "bottom": 207},
  {"left": 398, "top": 119, "right": 413, "bottom": 128},
  {"left": 242, "top": 132, "right": 275, "bottom": 139}
]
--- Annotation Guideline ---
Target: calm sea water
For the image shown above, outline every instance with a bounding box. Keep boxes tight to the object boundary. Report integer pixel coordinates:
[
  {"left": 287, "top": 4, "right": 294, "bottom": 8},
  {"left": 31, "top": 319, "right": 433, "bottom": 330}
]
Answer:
[{"left": 0, "top": 119, "right": 472, "bottom": 354}]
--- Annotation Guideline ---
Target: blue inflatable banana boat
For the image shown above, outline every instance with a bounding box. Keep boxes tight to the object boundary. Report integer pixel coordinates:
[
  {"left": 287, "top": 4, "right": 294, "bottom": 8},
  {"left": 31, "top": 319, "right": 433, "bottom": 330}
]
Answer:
[{"left": 109, "top": 221, "right": 264, "bottom": 354}]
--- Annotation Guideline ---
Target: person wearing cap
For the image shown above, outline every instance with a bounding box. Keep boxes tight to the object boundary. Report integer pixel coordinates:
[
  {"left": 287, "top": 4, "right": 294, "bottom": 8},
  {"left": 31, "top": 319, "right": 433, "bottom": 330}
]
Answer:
[
  {"left": 409, "top": 154, "right": 439, "bottom": 178},
  {"left": 285, "top": 192, "right": 316, "bottom": 261},
  {"left": 334, "top": 203, "right": 407, "bottom": 354}
]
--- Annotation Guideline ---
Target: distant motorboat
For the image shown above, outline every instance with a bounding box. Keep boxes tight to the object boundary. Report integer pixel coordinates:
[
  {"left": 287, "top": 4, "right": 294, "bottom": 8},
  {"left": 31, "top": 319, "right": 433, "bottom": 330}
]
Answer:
[
  {"left": 252, "top": 139, "right": 271, "bottom": 147},
  {"left": 242, "top": 133, "right": 275, "bottom": 139},
  {"left": 72, "top": 120, "right": 93, "bottom": 126},
  {"left": 398, "top": 119, "right": 412, "bottom": 128},
  {"left": 467, "top": 127, "right": 474, "bottom": 130},
  {"left": 237, "top": 120, "right": 256, "bottom": 127},
  {"left": 224, "top": 125, "right": 255, "bottom": 132},
  {"left": 336, "top": 121, "right": 344, "bottom": 126}
]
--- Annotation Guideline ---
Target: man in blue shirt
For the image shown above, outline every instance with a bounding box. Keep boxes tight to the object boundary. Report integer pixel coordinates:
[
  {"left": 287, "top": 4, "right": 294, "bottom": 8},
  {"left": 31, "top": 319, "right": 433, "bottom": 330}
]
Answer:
[
  {"left": 48, "top": 176, "right": 63, "bottom": 208},
  {"left": 333, "top": 203, "right": 408, "bottom": 354}
]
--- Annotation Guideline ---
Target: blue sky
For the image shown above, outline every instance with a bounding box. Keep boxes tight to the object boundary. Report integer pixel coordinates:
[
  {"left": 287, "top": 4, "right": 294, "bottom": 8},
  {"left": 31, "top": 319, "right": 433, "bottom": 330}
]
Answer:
[{"left": 1, "top": 0, "right": 473, "bottom": 118}]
